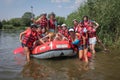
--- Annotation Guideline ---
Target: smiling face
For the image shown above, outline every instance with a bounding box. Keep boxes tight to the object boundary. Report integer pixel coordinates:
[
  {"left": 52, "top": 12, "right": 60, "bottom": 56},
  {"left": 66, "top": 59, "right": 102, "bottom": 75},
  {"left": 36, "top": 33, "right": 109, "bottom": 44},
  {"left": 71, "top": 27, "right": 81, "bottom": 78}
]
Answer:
[
  {"left": 37, "top": 27, "right": 42, "bottom": 32},
  {"left": 31, "top": 27, "right": 37, "bottom": 31},
  {"left": 73, "top": 20, "right": 78, "bottom": 26},
  {"left": 83, "top": 16, "right": 89, "bottom": 22},
  {"left": 50, "top": 15, "right": 55, "bottom": 20}
]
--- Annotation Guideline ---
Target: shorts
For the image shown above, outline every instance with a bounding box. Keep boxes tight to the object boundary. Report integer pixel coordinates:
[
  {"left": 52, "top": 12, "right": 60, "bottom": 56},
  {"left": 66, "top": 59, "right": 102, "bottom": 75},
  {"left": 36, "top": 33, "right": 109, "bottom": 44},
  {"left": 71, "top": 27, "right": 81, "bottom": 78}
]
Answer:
[
  {"left": 21, "top": 43, "right": 33, "bottom": 50},
  {"left": 49, "top": 29, "right": 55, "bottom": 33},
  {"left": 21, "top": 43, "right": 27, "bottom": 47},
  {"left": 78, "top": 45, "right": 88, "bottom": 50},
  {"left": 89, "top": 37, "right": 96, "bottom": 45}
]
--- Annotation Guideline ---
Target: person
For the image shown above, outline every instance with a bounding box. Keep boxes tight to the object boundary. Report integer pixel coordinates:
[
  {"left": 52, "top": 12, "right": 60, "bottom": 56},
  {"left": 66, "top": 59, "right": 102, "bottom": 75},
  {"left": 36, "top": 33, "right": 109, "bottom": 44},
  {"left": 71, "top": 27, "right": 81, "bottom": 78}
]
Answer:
[
  {"left": 81, "top": 16, "right": 99, "bottom": 29},
  {"left": 87, "top": 22, "right": 98, "bottom": 54},
  {"left": 55, "top": 24, "right": 69, "bottom": 41},
  {"left": 73, "top": 19, "right": 79, "bottom": 32},
  {"left": 48, "top": 12, "right": 57, "bottom": 33},
  {"left": 68, "top": 28, "right": 80, "bottom": 53},
  {"left": 61, "top": 24, "right": 69, "bottom": 38},
  {"left": 19, "top": 24, "right": 38, "bottom": 62},
  {"left": 33, "top": 13, "right": 48, "bottom": 31},
  {"left": 81, "top": 16, "right": 101, "bottom": 54},
  {"left": 75, "top": 23, "right": 89, "bottom": 63}
]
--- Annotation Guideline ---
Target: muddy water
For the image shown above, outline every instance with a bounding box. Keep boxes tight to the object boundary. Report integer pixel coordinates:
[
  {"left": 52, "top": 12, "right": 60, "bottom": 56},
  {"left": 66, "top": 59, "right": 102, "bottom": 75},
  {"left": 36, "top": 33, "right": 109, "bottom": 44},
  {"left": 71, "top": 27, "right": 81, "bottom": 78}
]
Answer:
[{"left": 0, "top": 30, "right": 120, "bottom": 80}]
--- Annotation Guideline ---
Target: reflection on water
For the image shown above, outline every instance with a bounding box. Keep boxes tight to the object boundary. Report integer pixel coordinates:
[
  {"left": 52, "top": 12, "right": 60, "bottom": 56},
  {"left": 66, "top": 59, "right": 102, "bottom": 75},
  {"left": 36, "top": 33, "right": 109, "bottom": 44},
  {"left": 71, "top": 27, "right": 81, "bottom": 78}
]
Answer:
[
  {"left": 21, "top": 58, "right": 93, "bottom": 80},
  {"left": 0, "top": 30, "right": 120, "bottom": 80}
]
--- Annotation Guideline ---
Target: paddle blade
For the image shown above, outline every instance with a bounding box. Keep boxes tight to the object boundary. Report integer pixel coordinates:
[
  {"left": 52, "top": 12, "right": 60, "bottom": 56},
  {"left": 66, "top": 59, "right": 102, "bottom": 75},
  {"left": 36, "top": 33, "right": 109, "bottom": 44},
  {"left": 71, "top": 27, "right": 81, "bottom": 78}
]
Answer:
[{"left": 13, "top": 47, "right": 24, "bottom": 54}]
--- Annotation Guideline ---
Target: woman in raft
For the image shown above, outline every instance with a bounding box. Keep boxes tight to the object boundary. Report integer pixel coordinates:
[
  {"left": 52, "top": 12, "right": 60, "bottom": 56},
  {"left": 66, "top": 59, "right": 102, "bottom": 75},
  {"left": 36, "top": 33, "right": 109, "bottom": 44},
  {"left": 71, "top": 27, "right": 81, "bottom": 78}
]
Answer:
[
  {"left": 19, "top": 24, "right": 38, "bottom": 62},
  {"left": 32, "top": 12, "right": 48, "bottom": 31},
  {"left": 48, "top": 12, "right": 57, "bottom": 33}
]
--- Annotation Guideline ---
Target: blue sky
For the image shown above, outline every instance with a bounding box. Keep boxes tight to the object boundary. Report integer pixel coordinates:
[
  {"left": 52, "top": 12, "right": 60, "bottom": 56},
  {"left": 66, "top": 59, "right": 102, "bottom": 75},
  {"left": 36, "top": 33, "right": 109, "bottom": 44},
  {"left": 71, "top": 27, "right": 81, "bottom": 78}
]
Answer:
[{"left": 0, "top": 0, "right": 86, "bottom": 20}]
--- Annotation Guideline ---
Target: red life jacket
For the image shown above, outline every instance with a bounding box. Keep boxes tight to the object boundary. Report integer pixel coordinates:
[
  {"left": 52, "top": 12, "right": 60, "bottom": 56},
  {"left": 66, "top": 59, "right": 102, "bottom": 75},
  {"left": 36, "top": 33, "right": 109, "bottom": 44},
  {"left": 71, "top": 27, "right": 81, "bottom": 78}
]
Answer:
[
  {"left": 37, "top": 31, "right": 42, "bottom": 38},
  {"left": 87, "top": 26, "right": 96, "bottom": 38},
  {"left": 36, "top": 18, "right": 48, "bottom": 28},
  {"left": 48, "top": 19, "right": 56, "bottom": 30},
  {"left": 68, "top": 35, "right": 79, "bottom": 51},
  {"left": 22, "top": 29, "right": 37, "bottom": 48},
  {"left": 83, "top": 20, "right": 92, "bottom": 28},
  {"left": 61, "top": 29, "right": 69, "bottom": 37},
  {"left": 74, "top": 25, "right": 78, "bottom": 32}
]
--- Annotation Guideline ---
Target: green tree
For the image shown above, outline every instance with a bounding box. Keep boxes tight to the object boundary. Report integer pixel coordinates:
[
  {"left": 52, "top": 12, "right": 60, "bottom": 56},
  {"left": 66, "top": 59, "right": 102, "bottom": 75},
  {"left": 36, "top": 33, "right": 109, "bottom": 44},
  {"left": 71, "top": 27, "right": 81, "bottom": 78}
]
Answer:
[
  {"left": 66, "top": 0, "right": 120, "bottom": 46},
  {"left": 0, "top": 21, "right": 3, "bottom": 29},
  {"left": 9, "top": 18, "right": 21, "bottom": 26},
  {"left": 21, "top": 12, "right": 35, "bottom": 26},
  {"left": 56, "top": 16, "right": 65, "bottom": 25}
]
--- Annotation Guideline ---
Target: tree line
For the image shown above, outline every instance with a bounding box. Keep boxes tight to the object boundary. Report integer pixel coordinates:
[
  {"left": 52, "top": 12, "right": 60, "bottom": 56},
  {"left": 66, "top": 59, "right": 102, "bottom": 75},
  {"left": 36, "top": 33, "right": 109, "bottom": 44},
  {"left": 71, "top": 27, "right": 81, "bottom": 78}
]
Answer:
[
  {"left": 66, "top": 0, "right": 120, "bottom": 47},
  {"left": 0, "top": 12, "right": 65, "bottom": 29}
]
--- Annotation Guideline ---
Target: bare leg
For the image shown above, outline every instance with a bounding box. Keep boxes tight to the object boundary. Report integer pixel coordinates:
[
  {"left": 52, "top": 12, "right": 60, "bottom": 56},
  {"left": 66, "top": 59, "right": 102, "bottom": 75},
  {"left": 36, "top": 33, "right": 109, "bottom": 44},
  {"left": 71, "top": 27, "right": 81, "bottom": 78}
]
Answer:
[
  {"left": 24, "top": 47, "right": 30, "bottom": 62},
  {"left": 79, "top": 50, "right": 83, "bottom": 60},
  {"left": 83, "top": 48, "right": 88, "bottom": 63},
  {"left": 91, "top": 44, "right": 96, "bottom": 54}
]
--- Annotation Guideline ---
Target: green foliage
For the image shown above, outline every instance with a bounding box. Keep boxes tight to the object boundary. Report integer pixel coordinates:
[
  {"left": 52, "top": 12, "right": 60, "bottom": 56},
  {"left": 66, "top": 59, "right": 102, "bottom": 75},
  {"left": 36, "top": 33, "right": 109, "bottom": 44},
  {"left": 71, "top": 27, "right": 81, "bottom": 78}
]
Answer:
[
  {"left": 9, "top": 18, "right": 22, "bottom": 26},
  {"left": 56, "top": 16, "right": 65, "bottom": 25},
  {"left": 0, "top": 21, "right": 3, "bottom": 29},
  {"left": 3, "top": 25, "right": 15, "bottom": 29},
  {"left": 66, "top": 0, "right": 120, "bottom": 46},
  {"left": 21, "top": 12, "right": 35, "bottom": 26}
]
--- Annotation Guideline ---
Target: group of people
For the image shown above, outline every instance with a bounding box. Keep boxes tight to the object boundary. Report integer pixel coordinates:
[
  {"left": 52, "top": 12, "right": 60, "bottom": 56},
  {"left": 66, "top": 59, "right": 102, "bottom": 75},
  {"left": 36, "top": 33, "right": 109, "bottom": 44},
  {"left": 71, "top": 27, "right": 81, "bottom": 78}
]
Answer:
[{"left": 19, "top": 12, "right": 99, "bottom": 62}]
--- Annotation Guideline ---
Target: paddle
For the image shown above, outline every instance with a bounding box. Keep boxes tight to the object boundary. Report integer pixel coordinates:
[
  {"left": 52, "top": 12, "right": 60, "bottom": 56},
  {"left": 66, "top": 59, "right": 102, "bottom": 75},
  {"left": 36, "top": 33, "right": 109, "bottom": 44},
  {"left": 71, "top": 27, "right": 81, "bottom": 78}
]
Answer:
[
  {"left": 13, "top": 46, "right": 24, "bottom": 54},
  {"left": 96, "top": 36, "right": 109, "bottom": 52}
]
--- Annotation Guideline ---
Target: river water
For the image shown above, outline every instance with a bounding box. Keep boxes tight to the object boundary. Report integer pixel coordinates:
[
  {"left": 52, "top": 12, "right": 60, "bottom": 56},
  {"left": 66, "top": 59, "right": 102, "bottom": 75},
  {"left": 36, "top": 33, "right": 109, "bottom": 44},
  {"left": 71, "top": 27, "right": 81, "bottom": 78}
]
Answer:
[{"left": 0, "top": 30, "right": 120, "bottom": 80}]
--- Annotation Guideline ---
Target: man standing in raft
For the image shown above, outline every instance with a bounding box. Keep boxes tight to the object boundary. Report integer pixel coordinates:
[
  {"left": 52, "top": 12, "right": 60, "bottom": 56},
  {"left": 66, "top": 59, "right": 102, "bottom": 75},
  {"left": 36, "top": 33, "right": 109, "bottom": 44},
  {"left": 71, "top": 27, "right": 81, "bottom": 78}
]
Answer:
[{"left": 19, "top": 24, "right": 38, "bottom": 62}]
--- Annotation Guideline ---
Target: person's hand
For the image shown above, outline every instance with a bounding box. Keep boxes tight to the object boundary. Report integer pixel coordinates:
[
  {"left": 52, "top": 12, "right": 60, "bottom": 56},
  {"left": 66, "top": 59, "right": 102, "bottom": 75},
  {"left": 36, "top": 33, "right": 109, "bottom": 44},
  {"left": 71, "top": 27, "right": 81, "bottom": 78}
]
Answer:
[
  {"left": 31, "top": 18, "right": 34, "bottom": 21},
  {"left": 20, "top": 39, "right": 22, "bottom": 43},
  {"left": 83, "top": 45, "right": 86, "bottom": 49}
]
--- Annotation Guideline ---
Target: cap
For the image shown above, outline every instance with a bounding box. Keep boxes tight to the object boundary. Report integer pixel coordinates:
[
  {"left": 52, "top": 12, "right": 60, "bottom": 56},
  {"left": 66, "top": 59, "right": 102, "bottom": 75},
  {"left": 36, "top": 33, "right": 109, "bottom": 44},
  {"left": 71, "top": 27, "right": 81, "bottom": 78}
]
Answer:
[
  {"left": 69, "top": 28, "right": 74, "bottom": 32},
  {"left": 61, "top": 24, "right": 67, "bottom": 27},
  {"left": 30, "top": 23, "right": 37, "bottom": 28}
]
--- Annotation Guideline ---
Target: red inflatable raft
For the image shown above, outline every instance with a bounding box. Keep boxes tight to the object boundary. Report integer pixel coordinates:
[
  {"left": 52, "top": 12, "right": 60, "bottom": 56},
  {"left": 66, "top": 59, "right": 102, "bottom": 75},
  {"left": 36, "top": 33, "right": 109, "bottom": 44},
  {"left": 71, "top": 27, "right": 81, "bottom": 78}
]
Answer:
[{"left": 31, "top": 41, "right": 77, "bottom": 59}]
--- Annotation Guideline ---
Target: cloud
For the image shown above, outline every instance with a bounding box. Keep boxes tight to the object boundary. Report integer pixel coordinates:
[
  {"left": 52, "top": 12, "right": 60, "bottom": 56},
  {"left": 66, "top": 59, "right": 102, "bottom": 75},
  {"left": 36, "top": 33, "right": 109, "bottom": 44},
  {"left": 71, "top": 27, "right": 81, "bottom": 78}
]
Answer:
[
  {"left": 51, "top": 0, "right": 70, "bottom": 3},
  {"left": 75, "top": 0, "right": 87, "bottom": 7},
  {"left": 67, "top": 0, "right": 87, "bottom": 10}
]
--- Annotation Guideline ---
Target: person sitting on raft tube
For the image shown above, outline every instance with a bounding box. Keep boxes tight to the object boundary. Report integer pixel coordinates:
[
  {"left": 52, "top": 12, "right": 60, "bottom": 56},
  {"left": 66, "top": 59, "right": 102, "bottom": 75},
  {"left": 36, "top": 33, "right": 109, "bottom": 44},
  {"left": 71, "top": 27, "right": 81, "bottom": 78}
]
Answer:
[
  {"left": 54, "top": 24, "right": 68, "bottom": 41},
  {"left": 32, "top": 12, "right": 48, "bottom": 31},
  {"left": 19, "top": 24, "right": 38, "bottom": 62},
  {"left": 48, "top": 12, "right": 57, "bottom": 33}
]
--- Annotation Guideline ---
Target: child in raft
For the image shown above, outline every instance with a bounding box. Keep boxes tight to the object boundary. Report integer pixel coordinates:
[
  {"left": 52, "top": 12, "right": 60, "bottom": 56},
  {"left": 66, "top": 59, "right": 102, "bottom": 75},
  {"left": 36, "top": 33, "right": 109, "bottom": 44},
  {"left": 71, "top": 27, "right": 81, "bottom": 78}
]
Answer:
[{"left": 19, "top": 24, "right": 38, "bottom": 62}]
